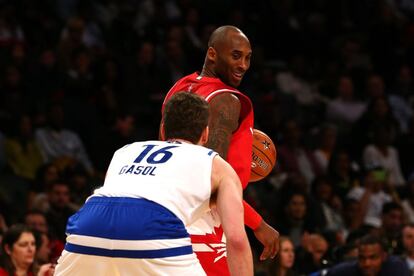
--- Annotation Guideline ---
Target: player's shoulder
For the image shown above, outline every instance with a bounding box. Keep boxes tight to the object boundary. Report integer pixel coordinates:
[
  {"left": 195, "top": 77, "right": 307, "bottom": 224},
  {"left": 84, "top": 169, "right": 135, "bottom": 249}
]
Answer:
[
  {"left": 115, "top": 140, "right": 163, "bottom": 153},
  {"left": 208, "top": 92, "right": 241, "bottom": 109},
  {"left": 185, "top": 143, "right": 217, "bottom": 156}
]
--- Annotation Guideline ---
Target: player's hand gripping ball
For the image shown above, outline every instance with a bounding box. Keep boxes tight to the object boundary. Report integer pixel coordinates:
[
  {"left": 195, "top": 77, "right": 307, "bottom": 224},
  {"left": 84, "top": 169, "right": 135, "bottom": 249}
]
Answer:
[{"left": 250, "top": 129, "right": 277, "bottom": 182}]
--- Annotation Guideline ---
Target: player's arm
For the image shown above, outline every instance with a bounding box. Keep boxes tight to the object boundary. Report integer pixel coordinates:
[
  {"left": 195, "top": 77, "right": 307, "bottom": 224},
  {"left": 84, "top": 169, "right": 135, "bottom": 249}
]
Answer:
[
  {"left": 206, "top": 93, "right": 240, "bottom": 159},
  {"left": 210, "top": 92, "right": 279, "bottom": 260},
  {"left": 211, "top": 156, "right": 253, "bottom": 276}
]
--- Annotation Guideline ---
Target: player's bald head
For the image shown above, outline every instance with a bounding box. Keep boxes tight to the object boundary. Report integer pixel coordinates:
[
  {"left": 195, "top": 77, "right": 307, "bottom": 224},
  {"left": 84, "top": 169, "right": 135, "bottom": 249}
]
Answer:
[
  {"left": 202, "top": 25, "right": 251, "bottom": 87},
  {"left": 208, "top": 25, "right": 249, "bottom": 50}
]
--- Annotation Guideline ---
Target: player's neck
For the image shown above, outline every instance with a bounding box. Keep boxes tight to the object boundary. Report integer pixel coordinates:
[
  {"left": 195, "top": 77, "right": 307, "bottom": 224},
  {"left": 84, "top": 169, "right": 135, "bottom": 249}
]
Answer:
[
  {"left": 200, "top": 66, "right": 216, "bottom": 78},
  {"left": 167, "top": 139, "right": 193, "bottom": 145}
]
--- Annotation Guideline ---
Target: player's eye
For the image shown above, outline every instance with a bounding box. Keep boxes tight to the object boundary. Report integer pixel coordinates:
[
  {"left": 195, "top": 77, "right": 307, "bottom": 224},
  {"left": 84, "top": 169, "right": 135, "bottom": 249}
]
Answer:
[{"left": 232, "top": 53, "right": 241, "bottom": 59}]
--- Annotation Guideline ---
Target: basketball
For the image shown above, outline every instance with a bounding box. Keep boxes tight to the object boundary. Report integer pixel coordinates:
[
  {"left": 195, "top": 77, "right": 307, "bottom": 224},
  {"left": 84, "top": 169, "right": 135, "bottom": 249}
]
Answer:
[{"left": 250, "top": 129, "right": 277, "bottom": 182}]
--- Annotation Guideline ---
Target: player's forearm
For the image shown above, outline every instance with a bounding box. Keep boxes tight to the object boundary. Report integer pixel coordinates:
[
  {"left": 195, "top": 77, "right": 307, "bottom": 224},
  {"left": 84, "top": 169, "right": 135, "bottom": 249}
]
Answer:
[
  {"left": 243, "top": 200, "right": 263, "bottom": 229},
  {"left": 226, "top": 235, "right": 253, "bottom": 276}
]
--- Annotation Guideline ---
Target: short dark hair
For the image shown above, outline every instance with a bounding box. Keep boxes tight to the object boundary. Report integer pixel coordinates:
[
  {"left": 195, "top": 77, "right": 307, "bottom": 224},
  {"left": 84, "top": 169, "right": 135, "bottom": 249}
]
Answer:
[
  {"left": 382, "top": 201, "right": 402, "bottom": 215},
  {"left": 358, "top": 234, "right": 386, "bottom": 251},
  {"left": 163, "top": 92, "right": 209, "bottom": 144}
]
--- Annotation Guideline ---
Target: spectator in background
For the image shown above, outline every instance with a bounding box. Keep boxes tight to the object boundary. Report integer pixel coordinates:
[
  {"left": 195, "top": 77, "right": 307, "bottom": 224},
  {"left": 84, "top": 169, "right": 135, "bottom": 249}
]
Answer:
[
  {"left": 311, "top": 176, "right": 345, "bottom": 233},
  {"left": 0, "top": 6, "right": 25, "bottom": 49},
  {"left": 90, "top": 111, "right": 140, "bottom": 176},
  {"left": 365, "top": 73, "right": 412, "bottom": 134},
  {"left": 347, "top": 168, "right": 396, "bottom": 228},
  {"left": 276, "top": 190, "right": 319, "bottom": 247},
  {"left": 278, "top": 119, "right": 322, "bottom": 188},
  {"left": 396, "top": 118, "right": 414, "bottom": 179},
  {"left": 44, "top": 180, "right": 77, "bottom": 242},
  {"left": 327, "top": 149, "right": 360, "bottom": 201},
  {"left": 57, "top": 17, "right": 88, "bottom": 70},
  {"left": 295, "top": 233, "right": 330, "bottom": 275},
  {"left": 390, "top": 65, "right": 414, "bottom": 101},
  {"left": 34, "top": 103, "right": 94, "bottom": 176},
  {"left": 62, "top": 46, "right": 100, "bottom": 145},
  {"left": 24, "top": 210, "right": 48, "bottom": 234},
  {"left": 325, "top": 75, "right": 366, "bottom": 138},
  {"left": 23, "top": 210, "right": 64, "bottom": 264},
  {"left": 337, "top": 37, "right": 372, "bottom": 83},
  {"left": 389, "top": 65, "right": 414, "bottom": 133},
  {"left": 75, "top": 7, "right": 106, "bottom": 51},
  {"left": 352, "top": 96, "right": 400, "bottom": 160},
  {"left": 0, "top": 64, "right": 27, "bottom": 117},
  {"left": 379, "top": 202, "right": 404, "bottom": 255},
  {"left": 9, "top": 43, "right": 28, "bottom": 79},
  {"left": 402, "top": 223, "right": 414, "bottom": 273},
  {"left": 362, "top": 124, "right": 406, "bottom": 187},
  {"left": 326, "top": 234, "right": 410, "bottom": 275},
  {"left": 160, "top": 35, "right": 191, "bottom": 86},
  {"left": 64, "top": 164, "right": 96, "bottom": 209},
  {"left": 327, "top": 235, "right": 411, "bottom": 276},
  {"left": 275, "top": 55, "right": 321, "bottom": 121},
  {"left": 28, "top": 163, "right": 60, "bottom": 211},
  {"left": 261, "top": 236, "right": 298, "bottom": 276},
  {"left": 121, "top": 40, "right": 165, "bottom": 117},
  {"left": 26, "top": 48, "right": 62, "bottom": 108},
  {"left": 62, "top": 46, "right": 95, "bottom": 104},
  {"left": 4, "top": 114, "right": 44, "bottom": 182},
  {"left": 0, "top": 224, "right": 54, "bottom": 276},
  {"left": 341, "top": 199, "right": 364, "bottom": 240},
  {"left": 35, "top": 232, "right": 51, "bottom": 265},
  {"left": 182, "top": 7, "right": 204, "bottom": 67},
  {"left": 94, "top": 57, "right": 120, "bottom": 124},
  {"left": 401, "top": 176, "right": 414, "bottom": 223},
  {"left": 313, "top": 124, "right": 338, "bottom": 173}
]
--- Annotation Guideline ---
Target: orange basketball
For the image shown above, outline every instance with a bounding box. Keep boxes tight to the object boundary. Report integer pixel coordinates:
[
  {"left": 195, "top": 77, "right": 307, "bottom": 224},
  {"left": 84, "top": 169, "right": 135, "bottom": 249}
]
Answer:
[{"left": 250, "top": 129, "right": 277, "bottom": 182}]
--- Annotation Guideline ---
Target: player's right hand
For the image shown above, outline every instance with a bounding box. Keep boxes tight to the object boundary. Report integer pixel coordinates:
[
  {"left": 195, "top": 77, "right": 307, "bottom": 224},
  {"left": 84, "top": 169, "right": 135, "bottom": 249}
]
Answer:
[{"left": 253, "top": 220, "right": 279, "bottom": 260}]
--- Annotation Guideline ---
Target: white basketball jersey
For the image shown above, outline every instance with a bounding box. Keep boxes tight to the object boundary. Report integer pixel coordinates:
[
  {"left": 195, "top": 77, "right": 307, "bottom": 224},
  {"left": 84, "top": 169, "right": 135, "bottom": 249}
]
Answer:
[{"left": 92, "top": 140, "right": 217, "bottom": 226}]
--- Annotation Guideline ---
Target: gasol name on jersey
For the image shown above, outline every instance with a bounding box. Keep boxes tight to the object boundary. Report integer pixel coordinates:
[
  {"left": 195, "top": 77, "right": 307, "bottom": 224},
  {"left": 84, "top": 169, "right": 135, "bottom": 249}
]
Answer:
[
  {"left": 118, "top": 164, "right": 157, "bottom": 176},
  {"left": 118, "top": 144, "right": 179, "bottom": 176}
]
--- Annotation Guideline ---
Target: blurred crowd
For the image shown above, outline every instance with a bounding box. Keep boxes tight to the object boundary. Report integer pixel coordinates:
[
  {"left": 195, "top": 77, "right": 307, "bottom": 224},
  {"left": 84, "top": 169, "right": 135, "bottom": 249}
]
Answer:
[{"left": 0, "top": 0, "right": 413, "bottom": 275}]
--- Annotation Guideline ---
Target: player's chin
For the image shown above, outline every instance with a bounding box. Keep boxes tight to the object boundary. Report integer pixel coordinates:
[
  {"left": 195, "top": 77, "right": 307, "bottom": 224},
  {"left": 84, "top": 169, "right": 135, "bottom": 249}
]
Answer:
[{"left": 228, "top": 77, "right": 242, "bottom": 88}]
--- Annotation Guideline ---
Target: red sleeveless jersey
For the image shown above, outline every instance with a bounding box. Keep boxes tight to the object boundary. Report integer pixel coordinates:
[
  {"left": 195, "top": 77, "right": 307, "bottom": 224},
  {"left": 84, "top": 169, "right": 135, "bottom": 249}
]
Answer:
[
  {"left": 162, "top": 72, "right": 254, "bottom": 188},
  {"left": 162, "top": 72, "right": 258, "bottom": 276}
]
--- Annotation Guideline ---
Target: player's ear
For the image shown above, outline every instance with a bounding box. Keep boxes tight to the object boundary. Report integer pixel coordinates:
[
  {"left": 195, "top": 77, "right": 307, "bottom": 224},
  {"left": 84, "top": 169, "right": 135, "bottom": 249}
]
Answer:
[
  {"left": 4, "top": 244, "right": 11, "bottom": 255},
  {"left": 207, "top": 47, "right": 216, "bottom": 62},
  {"left": 200, "top": 126, "right": 209, "bottom": 145},
  {"left": 159, "top": 121, "right": 165, "bottom": 140}
]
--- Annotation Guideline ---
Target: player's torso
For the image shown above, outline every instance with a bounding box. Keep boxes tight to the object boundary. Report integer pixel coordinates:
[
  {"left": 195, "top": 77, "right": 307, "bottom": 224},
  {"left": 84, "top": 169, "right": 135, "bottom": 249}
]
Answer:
[
  {"left": 163, "top": 73, "right": 254, "bottom": 188},
  {"left": 93, "top": 140, "right": 215, "bottom": 225}
]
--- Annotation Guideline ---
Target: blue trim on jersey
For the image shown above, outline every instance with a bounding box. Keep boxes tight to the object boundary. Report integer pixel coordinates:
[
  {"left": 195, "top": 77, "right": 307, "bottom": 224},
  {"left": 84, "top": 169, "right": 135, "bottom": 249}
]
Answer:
[
  {"left": 66, "top": 197, "right": 189, "bottom": 240},
  {"left": 208, "top": 150, "right": 214, "bottom": 156},
  {"left": 65, "top": 243, "right": 193, "bottom": 259}
]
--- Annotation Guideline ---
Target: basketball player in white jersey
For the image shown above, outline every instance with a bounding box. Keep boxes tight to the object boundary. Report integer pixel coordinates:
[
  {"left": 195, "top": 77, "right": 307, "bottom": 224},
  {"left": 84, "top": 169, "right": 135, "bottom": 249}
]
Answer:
[{"left": 54, "top": 92, "right": 253, "bottom": 276}]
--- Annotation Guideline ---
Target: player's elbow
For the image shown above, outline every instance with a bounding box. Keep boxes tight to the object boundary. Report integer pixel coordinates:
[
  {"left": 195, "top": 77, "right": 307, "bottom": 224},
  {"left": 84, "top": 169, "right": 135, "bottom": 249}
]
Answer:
[{"left": 226, "top": 233, "right": 250, "bottom": 252}]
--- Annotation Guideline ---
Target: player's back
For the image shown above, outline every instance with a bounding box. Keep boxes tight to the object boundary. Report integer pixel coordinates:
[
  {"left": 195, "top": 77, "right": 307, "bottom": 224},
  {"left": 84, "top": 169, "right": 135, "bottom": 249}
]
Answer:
[
  {"left": 58, "top": 140, "right": 214, "bottom": 276},
  {"left": 93, "top": 140, "right": 216, "bottom": 225}
]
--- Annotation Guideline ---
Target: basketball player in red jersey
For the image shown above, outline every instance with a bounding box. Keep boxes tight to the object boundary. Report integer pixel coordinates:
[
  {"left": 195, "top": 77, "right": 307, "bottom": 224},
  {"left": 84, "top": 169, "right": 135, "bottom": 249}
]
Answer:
[{"left": 161, "top": 25, "right": 279, "bottom": 275}]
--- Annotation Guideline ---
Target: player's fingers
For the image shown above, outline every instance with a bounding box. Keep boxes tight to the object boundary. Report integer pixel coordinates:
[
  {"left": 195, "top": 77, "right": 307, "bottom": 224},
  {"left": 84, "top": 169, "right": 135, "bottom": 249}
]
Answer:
[
  {"left": 271, "top": 240, "right": 279, "bottom": 259},
  {"left": 260, "top": 244, "right": 273, "bottom": 261}
]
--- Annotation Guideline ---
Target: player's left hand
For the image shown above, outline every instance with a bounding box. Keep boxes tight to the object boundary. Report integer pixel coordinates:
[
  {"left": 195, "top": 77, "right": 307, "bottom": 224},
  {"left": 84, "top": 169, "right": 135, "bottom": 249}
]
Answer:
[{"left": 253, "top": 220, "right": 279, "bottom": 260}]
